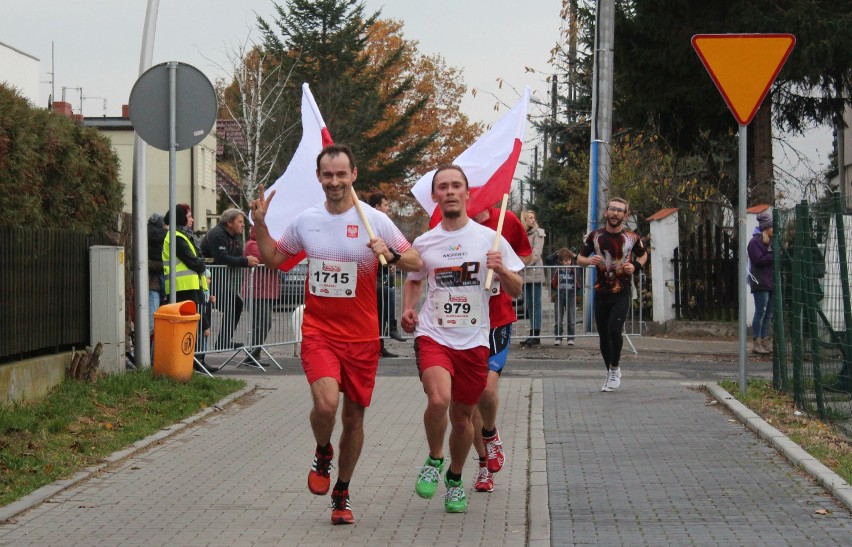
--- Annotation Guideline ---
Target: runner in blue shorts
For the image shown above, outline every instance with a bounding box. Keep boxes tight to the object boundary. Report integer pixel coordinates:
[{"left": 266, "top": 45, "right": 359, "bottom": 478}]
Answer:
[{"left": 470, "top": 206, "right": 532, "bottom": 492}]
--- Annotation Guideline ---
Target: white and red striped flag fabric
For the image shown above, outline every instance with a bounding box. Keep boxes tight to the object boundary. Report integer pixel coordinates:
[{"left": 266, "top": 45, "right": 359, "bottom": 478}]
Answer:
[
  {"left": 264, "top": 82, "right": 334, "bottom": 271},
  {"left": 411, "top": 86, "right": 530, "bottom": 227}
]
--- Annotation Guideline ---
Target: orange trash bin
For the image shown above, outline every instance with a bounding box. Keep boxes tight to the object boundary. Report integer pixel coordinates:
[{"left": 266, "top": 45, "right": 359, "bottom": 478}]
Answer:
[{"left": 153, "top": 300, "right": 201, "bottom": 382}]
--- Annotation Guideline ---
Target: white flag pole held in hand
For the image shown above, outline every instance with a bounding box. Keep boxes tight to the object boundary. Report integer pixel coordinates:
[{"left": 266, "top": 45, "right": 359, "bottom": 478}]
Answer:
[
  {"left": 484, "top": 193, "right": 509, "bottom": 291},
  {"left": 351, "top": 187, "right": 388, "bottom": 266}
]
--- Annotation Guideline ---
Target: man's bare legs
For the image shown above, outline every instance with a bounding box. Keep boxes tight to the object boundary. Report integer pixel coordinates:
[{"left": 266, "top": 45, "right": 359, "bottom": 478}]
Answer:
[
  {"left": 472, "top": 371, "right": 500, "bottom": 457},
  {"left": 337, "top": 396, "right": 365, "bottom": 483},
  {"left": 421, "top": 366, "right": 451, "bottom": 460},
  {"left": 307, "top": 377, "right": 366, "bottom": 492},
  {"left": 447, "top": 399, "right": 476, "bottom": 474}
]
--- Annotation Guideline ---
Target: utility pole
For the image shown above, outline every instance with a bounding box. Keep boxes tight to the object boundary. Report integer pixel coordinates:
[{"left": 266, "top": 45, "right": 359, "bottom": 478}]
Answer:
[
  {"left": 583, "top": 0, "right": 615, "bottom": 332},
  {"left": 551, "top": 74, "right": 558, "bottom": 157},
  {"left": 132, "top": 0, "right": 161, "bottom": 369},
  {"left": 566, "top": 0, "right": 578, "bottom": 122}
]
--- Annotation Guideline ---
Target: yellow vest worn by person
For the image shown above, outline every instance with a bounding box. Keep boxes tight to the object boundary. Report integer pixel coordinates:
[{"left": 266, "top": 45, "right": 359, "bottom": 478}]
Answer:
[{"left": 163, "top": 231, "right": 208, "bottom": 293}]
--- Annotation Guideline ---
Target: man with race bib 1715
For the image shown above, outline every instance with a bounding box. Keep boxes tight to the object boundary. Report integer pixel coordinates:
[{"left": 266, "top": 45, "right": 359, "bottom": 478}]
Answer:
[
  {"left": 401, "top": 164, "right": 524, "bottom": 513},
  {"left": 250, "top": 144, "right": 422, "bottom": 526}
]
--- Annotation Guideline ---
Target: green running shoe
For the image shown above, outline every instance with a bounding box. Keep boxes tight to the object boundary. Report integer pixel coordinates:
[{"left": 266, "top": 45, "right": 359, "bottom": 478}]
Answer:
[
  {"left": 444, "top": 476, "right": 467, "bottom": 513},
  {"left": 415, "top": 456, "right": 445, "bottom": 499}
]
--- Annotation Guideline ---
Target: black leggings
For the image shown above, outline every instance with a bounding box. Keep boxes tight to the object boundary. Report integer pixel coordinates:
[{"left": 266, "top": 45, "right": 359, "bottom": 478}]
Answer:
[{"left": 594, "top": 290, "right": 631, "bottom": 368}]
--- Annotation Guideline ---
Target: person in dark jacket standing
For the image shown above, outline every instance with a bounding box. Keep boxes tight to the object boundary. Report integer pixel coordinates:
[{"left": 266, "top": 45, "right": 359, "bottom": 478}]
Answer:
[
  {"left": 748, "top": 211, "right": 774, "bottom": 355},
  {"left": 202, "top": 208, "right": 259, "bottom": 350},
  {"left": 147, "top": 213, "right": 167, "bottom": 338}
]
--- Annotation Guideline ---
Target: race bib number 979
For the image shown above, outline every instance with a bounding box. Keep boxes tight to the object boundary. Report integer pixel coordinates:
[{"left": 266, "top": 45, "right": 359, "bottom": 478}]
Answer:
[{"left": 434, "top": 291, "right": 482, "bottom": 328}]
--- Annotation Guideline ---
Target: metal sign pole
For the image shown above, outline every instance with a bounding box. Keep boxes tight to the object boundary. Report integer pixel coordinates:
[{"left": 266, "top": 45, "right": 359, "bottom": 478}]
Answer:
[
  {"left": 738, "top": 124, "right": 748, "bottom": 395},
  {"left": 168, "top": 62, "right": 178, "bottom": 304}
]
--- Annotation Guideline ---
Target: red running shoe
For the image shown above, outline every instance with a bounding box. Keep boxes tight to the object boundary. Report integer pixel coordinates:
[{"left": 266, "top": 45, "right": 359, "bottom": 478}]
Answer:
[
  {"left": 308, "top": 444, "right": 334, "bottom": 495},
  {"left": 484, "top": 429, "right": 505, "bottom": 473},
  {"left": 474, "top": 462, "right": 494, "bottom": 492},
  {"left": 330, "top": 488, "right": 354, "bottom": 525}
]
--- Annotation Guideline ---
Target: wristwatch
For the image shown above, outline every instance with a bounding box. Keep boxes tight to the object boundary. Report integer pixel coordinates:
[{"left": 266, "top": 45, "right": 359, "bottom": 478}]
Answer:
[{"left": 387, "top": 247, "right": 401, "bottom": 264}]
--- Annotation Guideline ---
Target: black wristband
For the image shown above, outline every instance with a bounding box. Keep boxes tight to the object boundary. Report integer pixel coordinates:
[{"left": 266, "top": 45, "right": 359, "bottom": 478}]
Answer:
[
  {"left": 631, "top": 258, "right": 642, "bottom": 272},
  {"left": 387, "top": 247, "right": 401, "bottom": 264}
]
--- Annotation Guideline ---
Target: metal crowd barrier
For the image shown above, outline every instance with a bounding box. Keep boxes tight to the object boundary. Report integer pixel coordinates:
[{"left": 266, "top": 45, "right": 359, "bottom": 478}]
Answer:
[{"left": 188, "top": 263, "right": 645, "bottom": 375}]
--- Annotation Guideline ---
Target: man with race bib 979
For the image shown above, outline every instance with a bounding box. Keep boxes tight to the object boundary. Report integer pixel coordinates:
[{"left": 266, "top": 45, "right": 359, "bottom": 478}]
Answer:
[
  {"left": 250, "top": 144, "right": 422, "bottom": 526},
  {"left": 401, "top": 164, "right": 524, "bottom": 513}
]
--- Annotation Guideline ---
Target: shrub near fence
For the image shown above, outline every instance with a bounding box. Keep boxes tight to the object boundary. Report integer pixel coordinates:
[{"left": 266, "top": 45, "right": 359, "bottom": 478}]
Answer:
[
  {"left": 0, "top": 227, "right": 111, "bottom": 363},
  {"left": 775, "top": 196, "right": 852, "bottom": 421}
]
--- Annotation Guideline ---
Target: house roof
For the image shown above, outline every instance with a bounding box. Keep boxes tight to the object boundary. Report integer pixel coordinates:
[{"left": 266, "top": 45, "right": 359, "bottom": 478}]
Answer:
[
  {"left": 647, "top": 208, "right": 678, "bottom": 221},
  {"left": 82, "top": 117, "right": 133, "bottom": 130},
  {"left": 216, "top": 119, "right": 247, "bottom": 157},
  {"left": 216, "top": 165, "right": 241, "bottom": 197}
]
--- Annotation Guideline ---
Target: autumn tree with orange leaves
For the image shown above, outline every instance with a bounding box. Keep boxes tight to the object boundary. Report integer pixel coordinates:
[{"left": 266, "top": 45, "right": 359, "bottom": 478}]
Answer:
[
  {"left": 213, "top": 0, "right": 483, "bottom": 224},
  {"left": 364, "top": 19, "right": 482, "bottom": 210}
]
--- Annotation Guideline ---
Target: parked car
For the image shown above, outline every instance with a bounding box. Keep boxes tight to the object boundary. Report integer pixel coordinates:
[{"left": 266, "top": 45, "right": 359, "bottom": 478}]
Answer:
[{"left": 275, "top": 260, "right": 308, "bottom": 311}]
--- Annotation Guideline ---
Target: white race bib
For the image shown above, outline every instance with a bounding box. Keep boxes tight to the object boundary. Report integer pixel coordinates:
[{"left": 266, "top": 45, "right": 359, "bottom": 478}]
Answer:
[
  {"left": 434, "top": 291, "right": 483, "bottom": 328},
  {"left": 308, "top": 259, "right": 357, "bottom": 298}
]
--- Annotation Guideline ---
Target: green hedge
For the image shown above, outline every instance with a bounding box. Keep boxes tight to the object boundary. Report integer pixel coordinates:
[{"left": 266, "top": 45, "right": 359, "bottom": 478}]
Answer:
[{"left": 0, "top": 84, "right": 123, "bottom": 233}]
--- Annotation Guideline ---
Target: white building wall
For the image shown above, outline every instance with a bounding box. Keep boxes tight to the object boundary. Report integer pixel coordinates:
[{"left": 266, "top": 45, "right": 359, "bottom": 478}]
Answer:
[
  {"left": 0, "top": 42, "right": 40, "bottom": 105},
  {"left": 97, "top": 128, "right": 218, "bottom": 226}
]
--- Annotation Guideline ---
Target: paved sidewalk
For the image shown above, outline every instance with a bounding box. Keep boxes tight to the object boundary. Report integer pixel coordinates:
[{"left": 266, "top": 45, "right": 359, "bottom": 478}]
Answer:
[
  {"left": 2, "top": 345, "right": 852, "bottom": 546},
  {"left": 0, "top": 376, "right": 535, "bottom": 546},
  {"left": 543, "top": 374, "right": 852, "bottom": 546}
]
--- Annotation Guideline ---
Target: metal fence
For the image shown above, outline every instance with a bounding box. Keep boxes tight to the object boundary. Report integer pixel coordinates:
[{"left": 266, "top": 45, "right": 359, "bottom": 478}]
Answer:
[
  {"left": 774, "top": 196, "right": 852, "bottom": 420},
  {"left": 0, "top": 228, "right": 113, "bottom": 363},
  {"left": 189, "top": 264, "right": 645, "bottom": 374}
]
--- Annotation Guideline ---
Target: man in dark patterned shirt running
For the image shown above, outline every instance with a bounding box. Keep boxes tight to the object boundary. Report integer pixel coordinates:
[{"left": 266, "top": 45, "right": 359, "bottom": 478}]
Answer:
[{"left": 577, "top": 197, "right": 648, "bottom": 392}]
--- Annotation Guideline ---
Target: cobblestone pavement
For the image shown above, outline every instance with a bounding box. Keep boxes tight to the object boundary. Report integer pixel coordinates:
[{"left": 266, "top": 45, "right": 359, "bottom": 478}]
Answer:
[
  {"left": 543, "top": 373, "right": 852, "bottom": 546},
  {"left": 1, "top": 336, "right": 850, "bottom": 546}
]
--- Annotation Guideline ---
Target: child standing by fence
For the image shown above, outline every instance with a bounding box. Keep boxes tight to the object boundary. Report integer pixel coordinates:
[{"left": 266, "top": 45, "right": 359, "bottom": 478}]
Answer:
[{"left": 552, "top": 248, "right": 577, "bottom": 346}]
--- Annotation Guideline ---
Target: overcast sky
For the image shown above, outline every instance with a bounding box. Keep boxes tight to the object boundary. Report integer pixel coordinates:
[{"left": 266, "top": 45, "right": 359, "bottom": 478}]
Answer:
[
  {"left": 1, "top": 0, "right": 832, "bottom": 199},
  {"left": 2, "top": 1, "right": 559, "bottom": 126}
]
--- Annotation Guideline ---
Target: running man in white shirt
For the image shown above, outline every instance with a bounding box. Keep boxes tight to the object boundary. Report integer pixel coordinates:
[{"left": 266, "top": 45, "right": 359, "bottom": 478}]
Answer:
[
  {"left": 250, "top": 144, "right": 422, "bottom": 525},
  {"left": 401, "top": 164, "right": 524, "bottom": 513}
]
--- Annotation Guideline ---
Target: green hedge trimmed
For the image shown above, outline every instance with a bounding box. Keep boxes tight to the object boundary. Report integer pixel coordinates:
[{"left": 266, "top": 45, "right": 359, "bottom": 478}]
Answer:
[{"left": 0, "top": 84, "right": 122, "bottom": 233}]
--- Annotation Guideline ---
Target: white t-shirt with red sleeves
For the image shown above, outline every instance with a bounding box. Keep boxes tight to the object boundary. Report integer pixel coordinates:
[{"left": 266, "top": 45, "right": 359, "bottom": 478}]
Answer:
[
  {"left": 408, "top": 219, "right": 524, "bottom": 350},
  {"left": 275, "top": 201, "right": 411, "bottom": 342}
]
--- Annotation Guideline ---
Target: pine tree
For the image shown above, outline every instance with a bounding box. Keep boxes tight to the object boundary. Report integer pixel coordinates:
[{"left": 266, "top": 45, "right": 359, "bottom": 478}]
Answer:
[{"left": 258, "top": 0, "right": 434, "bottom": 187}]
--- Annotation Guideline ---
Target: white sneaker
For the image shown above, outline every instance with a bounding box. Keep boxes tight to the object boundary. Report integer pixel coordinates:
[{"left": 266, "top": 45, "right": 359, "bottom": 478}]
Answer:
[
  {"left": 554, "top": 339, "right": 561, "bottom": 346},
  {"left": 567, "top": 339, "right": 574, "bottom": 346},
  {"left": 610, "top": 367, "right": 621, "bottom": 389},
  {"left": 602, "top": 367, "right": 622, "bottom": 392},
  {"left": 601, "top": 370, "right": 613, "bottom": 392}
]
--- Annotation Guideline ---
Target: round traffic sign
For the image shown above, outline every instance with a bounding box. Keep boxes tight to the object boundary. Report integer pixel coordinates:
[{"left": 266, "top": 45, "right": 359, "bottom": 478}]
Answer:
[{"left": 128, "top": 61, "right": 217, "bottom": 151}]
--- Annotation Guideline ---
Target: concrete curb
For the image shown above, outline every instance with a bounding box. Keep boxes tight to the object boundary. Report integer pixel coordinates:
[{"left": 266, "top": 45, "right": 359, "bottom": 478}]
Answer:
[
  {"left": 527, "top": 379, "right": 550, "bottom": 546},
  {"left": 0, "top": 383, "right": 256, "bottom": 524},
  {"left": 705, "top": 382, "right": 852, "bottom": 514}
]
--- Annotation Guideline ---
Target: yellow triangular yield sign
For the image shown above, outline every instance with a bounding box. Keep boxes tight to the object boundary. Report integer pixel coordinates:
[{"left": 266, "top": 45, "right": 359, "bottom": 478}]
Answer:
[{"left": 692, "top": 34, "right": 795, "bottom": 126}]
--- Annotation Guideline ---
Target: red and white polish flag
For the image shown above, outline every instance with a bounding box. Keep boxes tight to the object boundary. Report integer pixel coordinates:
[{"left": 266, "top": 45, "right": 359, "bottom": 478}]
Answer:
[
  {"left": 410, "top": 86, "right": 530, "bottom": 227},
  {"left": 264, "top": 83, "right": 334, "bottom": 271}
]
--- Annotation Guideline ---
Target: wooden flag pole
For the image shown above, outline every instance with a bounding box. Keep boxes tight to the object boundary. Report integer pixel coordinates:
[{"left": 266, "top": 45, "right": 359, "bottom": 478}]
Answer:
[
  {"left": 484, "top": 193, "right": 510, "bottom": 291},
  {"left": 351, "top": 187, "right": 388, "bottom": 266}
]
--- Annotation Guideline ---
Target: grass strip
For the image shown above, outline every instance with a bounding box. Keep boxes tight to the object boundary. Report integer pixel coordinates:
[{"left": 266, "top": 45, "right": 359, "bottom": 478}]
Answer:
[{"left": 0, "top": 370, "right": 244, "bottom": 507}]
